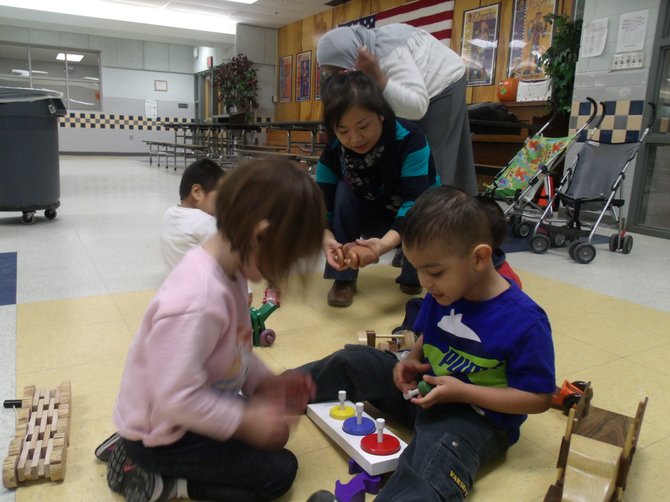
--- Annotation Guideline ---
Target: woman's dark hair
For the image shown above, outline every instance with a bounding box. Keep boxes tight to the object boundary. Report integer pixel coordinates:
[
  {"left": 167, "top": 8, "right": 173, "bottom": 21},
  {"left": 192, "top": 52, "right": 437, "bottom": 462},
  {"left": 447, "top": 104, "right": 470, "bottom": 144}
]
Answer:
[
  {"left": 320, "top": 71, "right": 395, "bottom": 140},
  {"left": 179, "top": 158, "right": 224, "bottom": 200},
  {"left": 215, "top": 158, "right": 326, "bottom": 287}
]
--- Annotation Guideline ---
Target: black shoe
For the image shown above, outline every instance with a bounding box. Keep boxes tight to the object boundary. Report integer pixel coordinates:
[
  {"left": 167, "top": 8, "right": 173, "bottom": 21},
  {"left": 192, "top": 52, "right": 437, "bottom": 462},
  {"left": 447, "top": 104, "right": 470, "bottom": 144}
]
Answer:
[
  {"left": 391, "top": 248, "right": 404, "bottom": 268},
  {"left": 399, "top": 283, "right": 423, "bottom": 295},
  {"left": 95, "top": 431, "right": 120, "bottom": 462}
]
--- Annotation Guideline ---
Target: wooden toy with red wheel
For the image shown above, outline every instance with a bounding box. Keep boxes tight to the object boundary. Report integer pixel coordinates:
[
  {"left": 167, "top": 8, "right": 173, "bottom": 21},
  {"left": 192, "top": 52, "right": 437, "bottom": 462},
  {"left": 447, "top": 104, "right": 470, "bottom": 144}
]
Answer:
[{"left": 544, "top": 382, "right": 648, "bottom": 502}]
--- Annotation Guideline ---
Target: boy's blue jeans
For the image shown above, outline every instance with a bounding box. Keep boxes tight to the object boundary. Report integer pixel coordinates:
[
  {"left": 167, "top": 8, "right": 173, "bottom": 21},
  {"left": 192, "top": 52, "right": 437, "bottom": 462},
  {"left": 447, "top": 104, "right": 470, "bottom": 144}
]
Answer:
[
  {"left": 325, "top": 180, "right": 419, "bottom": 287},
  {"left": 298, "top": 345, "right": 510, "bottom": 501}
]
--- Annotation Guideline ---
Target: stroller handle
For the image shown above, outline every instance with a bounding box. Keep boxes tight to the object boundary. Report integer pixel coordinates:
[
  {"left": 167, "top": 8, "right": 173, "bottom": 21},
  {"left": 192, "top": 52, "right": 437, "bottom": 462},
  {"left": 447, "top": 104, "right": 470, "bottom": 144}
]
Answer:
[
  {"left": 646, "top": 102, "right": 657, "bottom": 130},
  {"left": 584, "top": 97, "right": 599, "bottom": 128}
]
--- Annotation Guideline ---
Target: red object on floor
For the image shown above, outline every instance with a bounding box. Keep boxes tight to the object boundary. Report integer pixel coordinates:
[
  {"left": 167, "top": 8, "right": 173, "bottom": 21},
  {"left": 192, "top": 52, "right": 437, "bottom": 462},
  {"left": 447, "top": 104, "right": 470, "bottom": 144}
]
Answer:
[{"left": 360, "top": 433, "right": 400, "bottom": 456}]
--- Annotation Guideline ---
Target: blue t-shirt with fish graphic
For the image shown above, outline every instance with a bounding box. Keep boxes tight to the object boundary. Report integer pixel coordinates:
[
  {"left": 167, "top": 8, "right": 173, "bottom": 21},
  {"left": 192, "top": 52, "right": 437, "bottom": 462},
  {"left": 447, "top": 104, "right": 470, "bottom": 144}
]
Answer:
[{"left": 414, "top": 282, "right": 555, "bottom": 444}]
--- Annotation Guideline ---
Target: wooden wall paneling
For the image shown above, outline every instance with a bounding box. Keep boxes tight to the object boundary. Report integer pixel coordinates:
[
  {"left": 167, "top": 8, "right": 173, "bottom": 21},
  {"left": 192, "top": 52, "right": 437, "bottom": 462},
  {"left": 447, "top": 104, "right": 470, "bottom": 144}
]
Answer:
[
  {"left": 276, "top": 21, "right": 303, "bottom": 121},
  {"left": 332, "top": 0, "right": 372, "bottom": 27},
  {"left": 372, "top": 0, "right": 413, "bottom": 12}
]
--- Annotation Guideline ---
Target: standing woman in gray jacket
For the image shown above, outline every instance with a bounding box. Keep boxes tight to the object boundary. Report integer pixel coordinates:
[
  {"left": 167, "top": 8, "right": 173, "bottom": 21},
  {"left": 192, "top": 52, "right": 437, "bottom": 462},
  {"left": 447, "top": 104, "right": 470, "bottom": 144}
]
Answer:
[{"left": 317, "top": 23, "right": 477, "bottom": 195}]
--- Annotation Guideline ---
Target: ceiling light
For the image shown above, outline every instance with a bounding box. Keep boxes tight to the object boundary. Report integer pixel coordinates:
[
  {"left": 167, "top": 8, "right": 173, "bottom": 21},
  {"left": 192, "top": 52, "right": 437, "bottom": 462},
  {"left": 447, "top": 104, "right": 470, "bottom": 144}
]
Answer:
[
  {"left": 0, "top": 0, "right": 237, "bottom": 35},
  {"left": 57, "top": 53, "right": 85, "bottom": 62}
]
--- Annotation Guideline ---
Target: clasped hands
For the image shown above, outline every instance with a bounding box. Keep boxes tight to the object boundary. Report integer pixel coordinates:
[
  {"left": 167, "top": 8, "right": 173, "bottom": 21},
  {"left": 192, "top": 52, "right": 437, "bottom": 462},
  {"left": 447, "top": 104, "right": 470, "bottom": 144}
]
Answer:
[{"left": 331, "top": 241, "right": 380, "bottom": 270}]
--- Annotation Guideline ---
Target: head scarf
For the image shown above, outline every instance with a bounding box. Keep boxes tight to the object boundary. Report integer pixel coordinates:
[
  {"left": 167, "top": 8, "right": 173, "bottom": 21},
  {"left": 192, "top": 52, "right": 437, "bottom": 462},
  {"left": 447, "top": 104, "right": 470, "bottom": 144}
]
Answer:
[{"left": 316, "top": 25, "right": 377, "bottom": 70}]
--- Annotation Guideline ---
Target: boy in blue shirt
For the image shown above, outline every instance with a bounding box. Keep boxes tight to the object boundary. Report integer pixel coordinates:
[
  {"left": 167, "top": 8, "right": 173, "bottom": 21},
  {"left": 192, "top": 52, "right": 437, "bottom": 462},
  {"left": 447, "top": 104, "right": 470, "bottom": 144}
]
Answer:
[{"left": 300, "top": 186, "right": 555, "bottom": 500}]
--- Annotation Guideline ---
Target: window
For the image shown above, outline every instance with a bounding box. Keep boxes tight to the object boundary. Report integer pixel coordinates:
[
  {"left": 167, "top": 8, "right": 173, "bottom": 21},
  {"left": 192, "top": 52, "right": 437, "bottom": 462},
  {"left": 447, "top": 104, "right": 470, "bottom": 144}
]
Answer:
[{"left": 0, "top": 43, "right": 101, "bottom": 111}]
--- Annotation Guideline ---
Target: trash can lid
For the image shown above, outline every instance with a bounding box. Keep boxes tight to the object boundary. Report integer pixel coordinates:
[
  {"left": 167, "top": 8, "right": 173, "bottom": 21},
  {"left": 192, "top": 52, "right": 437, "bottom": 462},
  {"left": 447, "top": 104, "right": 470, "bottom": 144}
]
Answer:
[{"left": 0, "top": 86, "right": 64, "bottom": 103}]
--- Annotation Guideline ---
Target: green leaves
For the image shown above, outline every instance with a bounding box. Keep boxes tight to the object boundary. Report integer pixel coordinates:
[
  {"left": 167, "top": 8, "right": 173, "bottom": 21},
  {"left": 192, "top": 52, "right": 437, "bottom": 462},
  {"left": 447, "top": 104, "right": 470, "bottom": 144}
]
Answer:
[{"left": 540, "top": 14, "right": 582, "bottom": 115}]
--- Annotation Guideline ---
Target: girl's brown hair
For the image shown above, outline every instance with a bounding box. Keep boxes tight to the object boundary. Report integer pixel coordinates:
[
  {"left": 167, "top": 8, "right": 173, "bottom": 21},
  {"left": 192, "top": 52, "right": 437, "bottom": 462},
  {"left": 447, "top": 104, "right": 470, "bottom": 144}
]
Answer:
[{"left": 215, "top": 158, "right": 326, "bottom": 286}]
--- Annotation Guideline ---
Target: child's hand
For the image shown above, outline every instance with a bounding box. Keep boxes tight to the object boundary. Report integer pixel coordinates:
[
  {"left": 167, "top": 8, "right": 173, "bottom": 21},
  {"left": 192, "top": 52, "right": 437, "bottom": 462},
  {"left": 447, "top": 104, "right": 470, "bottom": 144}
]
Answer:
[
  {"left": 235, "top": 399, "right": 291, "bottom": 450},
  {"left": 410, "top": 375, "right": 466, "bottom": 409},
  {"left": 393, "top": 358, "right": 431, "bottom": 394},
  {"left": 256, "top": 372, "right": 316, "bottom": 414},
  {"left": 324, "top": 239, "right": 349, "bottom": 271}
]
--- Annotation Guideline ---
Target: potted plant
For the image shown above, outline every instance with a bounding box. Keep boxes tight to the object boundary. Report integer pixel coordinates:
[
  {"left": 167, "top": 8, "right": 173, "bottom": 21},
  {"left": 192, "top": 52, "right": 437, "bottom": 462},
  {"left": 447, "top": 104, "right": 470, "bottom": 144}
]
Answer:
[
  {"left": 214, "top": 53, "right": 259, "bottom": 123},
  {"left": 539, "top": 14, "right": 583, "bottom": 116}
]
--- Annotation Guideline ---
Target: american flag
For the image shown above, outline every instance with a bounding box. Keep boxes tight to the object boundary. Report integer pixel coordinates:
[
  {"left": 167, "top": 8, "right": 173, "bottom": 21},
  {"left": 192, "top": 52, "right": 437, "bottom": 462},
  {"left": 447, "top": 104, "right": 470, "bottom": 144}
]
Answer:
[{"left": 342, "top": 0, "right": 454, "bottom": 46}]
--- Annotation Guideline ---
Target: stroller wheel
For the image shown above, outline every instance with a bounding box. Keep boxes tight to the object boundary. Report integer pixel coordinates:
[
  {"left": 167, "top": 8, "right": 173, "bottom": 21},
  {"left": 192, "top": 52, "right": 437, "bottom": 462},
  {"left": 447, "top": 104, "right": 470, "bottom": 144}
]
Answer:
[
  {"left": 574, "top": 242, "right": 596, "bottom": 264},
  {"left": 551, "top": 233, "right": 567, "bottom": 248},
  {"left": 517, "top": 222, "right": 532, "bottom": 238},
  {"left": 622, "top": 235, "right": 634, "bottom": 254},
  {"left": 568, "top": 240, "right": 581, "bottom": 260},
  {"left": 609, "top": 233, "right": 620, "bottom": 252},
  {"left": 530, "top": 234, "right": 550, "bottom": 254}
]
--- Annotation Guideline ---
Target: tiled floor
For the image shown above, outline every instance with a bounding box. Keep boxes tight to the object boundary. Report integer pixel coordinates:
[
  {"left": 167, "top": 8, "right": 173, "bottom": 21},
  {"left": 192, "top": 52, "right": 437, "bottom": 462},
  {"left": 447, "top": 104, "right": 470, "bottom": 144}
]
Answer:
[{"left": 1, "top": 156, "right": 669, "bottom": 501}]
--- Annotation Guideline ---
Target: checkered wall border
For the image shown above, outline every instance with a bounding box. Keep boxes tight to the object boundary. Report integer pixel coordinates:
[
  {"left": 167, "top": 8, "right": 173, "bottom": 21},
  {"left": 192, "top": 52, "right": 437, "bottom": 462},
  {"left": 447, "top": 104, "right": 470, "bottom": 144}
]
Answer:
[
  {"left": 569, "top": 100, "right": 645, "bottom": 143},
  {"left": 58, "top": 113, "right": 191, "bottom": 130}
]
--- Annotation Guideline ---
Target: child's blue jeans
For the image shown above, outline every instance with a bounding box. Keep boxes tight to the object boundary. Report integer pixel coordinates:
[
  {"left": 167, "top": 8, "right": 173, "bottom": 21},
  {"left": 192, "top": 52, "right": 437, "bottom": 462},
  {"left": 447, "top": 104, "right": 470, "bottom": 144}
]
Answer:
[{"left": 297, "top": 345, "right": 510, "bottom": 501}]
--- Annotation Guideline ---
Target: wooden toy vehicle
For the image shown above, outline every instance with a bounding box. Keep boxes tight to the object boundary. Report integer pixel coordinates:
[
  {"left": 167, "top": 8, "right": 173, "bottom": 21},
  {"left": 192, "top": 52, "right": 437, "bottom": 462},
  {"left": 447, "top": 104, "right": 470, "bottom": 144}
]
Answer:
[
  {"left": 552, "top": 379, "right": 592, "bottom": 416},
  {"left": 250, "top": 301, "right": 277, "bottom": 347},
  {"left": 357, "top": 329, "right": 416, "bottom": 352},
  {"left": 544, "top": 382, "right": 648, "bottom": 502}
]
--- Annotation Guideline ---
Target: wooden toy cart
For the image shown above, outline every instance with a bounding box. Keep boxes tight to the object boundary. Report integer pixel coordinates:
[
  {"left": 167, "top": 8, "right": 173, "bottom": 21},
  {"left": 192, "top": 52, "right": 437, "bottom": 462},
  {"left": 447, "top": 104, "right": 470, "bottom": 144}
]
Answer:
[
  {"left": 2, "top": 381, "right": 71, "bottom": 488},
  {"left": 357, "top": 329, "right": 416, "bottom": 352},
  {"left": 544, "top": 382, "right": 647, "bottom": 502}
]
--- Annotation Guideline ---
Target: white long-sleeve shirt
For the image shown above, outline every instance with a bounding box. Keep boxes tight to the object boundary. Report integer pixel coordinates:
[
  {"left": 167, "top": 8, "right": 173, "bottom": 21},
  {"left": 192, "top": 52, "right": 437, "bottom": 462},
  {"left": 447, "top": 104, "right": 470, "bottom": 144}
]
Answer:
[{"left": 379, "top": 26, "right": 465, "bottom": 120}]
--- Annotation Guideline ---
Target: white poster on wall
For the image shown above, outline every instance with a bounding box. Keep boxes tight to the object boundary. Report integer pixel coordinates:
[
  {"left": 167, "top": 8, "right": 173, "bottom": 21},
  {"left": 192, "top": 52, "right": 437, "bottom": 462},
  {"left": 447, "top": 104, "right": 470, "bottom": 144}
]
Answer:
[
  {"left": 616, "top": 10, "right": 648, "bottom": 53},
  {"left": 580, "top": 17, "right": 608, "bottom": 58},
  {"left": 145, "top": 99, "right": 158, "bottom": 120}
]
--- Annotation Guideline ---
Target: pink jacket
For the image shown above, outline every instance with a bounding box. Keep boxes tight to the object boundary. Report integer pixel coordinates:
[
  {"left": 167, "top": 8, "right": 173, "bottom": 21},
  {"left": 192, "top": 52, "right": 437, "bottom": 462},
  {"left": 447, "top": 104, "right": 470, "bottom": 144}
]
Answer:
[{"left": 113, "top": 246, "right": 272, "bottom": 446}]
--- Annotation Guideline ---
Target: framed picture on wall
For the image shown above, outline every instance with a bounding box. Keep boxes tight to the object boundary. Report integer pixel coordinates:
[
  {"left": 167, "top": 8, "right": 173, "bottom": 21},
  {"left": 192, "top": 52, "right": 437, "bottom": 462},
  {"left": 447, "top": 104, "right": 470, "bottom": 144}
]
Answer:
[
  {"left": 278, "top": 55, "right": 292, "bottom": 103},
  {"left": 154, "top": 79, "right": 168, "bottom": 92},
  {"left": 461, "top": 3, "right": 500, "bottom": 86},
  {"left": 314, "top": 62, "right": 321, "bottom": 100},
  {"left": 507, "top": 0, "right": 557, "bottom": 80},
  {"left": 296, "top": 51, "right": 311, "bottom": 102}
]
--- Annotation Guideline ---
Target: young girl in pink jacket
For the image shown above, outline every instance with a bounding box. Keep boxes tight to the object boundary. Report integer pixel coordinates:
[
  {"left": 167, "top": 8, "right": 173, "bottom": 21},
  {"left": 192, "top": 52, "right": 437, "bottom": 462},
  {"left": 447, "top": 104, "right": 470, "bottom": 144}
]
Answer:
[{"left": 107, "top": 158, "right": 326, "bottom": 501}]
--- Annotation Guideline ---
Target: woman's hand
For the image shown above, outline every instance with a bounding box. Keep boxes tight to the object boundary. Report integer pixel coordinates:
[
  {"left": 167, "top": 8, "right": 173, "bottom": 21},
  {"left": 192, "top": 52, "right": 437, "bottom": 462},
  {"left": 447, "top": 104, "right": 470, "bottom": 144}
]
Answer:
[
  {"left": 342, "top": 242, "right": 379, "bottom": 269},
  {"left": 355, "top": 47, "right": 388, "bottom": 90}
]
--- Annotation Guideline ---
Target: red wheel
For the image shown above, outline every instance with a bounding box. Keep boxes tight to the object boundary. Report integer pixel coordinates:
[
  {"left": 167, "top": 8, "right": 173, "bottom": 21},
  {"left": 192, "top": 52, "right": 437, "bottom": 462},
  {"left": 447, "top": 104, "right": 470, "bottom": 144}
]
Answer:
[{"left": 260, "top": 329, "right": 276, "bottom": 346}]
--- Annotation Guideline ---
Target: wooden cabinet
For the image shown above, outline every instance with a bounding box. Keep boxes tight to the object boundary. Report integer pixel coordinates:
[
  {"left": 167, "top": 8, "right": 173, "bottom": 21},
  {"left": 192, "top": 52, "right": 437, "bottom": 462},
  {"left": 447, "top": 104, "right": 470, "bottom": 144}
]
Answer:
[{"left": 471, "top": 101, "right": 552, "bottom": 188}]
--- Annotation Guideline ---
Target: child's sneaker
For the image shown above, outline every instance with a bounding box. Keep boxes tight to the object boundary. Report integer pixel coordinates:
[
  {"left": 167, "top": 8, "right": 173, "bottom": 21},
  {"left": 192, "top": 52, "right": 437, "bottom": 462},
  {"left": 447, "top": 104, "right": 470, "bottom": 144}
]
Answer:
[
  {"left": 107, "top": 437, "right": 131, "bottom": 493},
  {"left": 123, "top": 464, "right": 174, "bottom": 502},
  {"left": 95, "top": 431, "right": 120, "bottom": 462},
  {"left": 263, "top": 287, "right": 281, "bottom": 307}
]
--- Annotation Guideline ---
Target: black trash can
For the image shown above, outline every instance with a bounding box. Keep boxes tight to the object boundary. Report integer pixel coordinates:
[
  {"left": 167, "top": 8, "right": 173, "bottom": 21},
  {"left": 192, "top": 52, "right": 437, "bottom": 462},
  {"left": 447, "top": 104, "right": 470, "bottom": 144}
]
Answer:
[{"left": 0, "top": 87, "right": 66, "bottom": 224}]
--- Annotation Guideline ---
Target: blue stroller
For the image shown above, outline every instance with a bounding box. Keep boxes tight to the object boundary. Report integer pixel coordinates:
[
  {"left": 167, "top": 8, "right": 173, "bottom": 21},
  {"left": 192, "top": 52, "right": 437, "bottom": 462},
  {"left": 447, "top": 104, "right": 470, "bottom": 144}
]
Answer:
[{"left": 528, "top": 102, "right": 656, "bottom": 264}]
